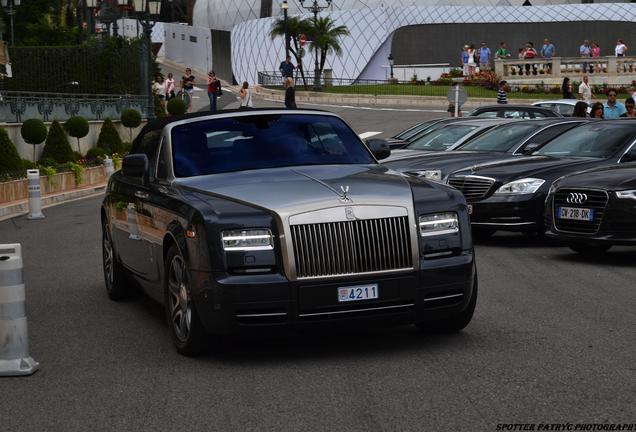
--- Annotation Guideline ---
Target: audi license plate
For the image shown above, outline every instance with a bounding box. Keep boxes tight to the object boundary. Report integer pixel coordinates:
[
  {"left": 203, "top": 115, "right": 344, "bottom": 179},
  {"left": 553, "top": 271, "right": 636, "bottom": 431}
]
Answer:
[
  {"left": 338, "top": 284, "right": 379, "bottom": 303},
  {"left": 557, "top": 206, "right": 594, "bottom": 221}
]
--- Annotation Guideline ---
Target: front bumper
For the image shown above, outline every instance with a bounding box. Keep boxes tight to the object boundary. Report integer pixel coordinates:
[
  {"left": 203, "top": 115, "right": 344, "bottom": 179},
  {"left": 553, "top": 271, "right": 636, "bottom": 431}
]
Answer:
[
  {"left": 469, "top": 193, "right": 546, "bottom": 232},
  {"left": 190, "top": 251, "right": 476, "bottom": 335}
]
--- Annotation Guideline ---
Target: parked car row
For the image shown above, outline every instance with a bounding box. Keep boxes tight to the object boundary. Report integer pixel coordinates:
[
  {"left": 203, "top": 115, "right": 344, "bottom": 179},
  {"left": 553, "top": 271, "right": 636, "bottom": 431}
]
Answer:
[{"left": 384, "top": 116, "right": 636, "bottom": 255}]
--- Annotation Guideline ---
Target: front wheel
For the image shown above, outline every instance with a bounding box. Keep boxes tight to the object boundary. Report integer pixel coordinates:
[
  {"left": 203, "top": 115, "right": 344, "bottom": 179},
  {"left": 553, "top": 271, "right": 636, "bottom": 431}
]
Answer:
[
  {"left": 568, "top": 243, "right": 612, "bottom": 257},
  {"left": 417, "top": 278, "right": 478, "bottom": 333},
  {"left": 102, "top": 220, "right": 131, "bottom": 301},
  {"left": 165, "top": 244, "right": 208, "bottom": 356}
]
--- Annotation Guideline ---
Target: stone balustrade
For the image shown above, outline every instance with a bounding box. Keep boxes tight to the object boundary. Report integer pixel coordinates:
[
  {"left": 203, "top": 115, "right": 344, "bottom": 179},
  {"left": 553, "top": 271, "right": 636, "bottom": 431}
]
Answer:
[{"left": 494, "top": 56, "right": 636, "bottom": 85}]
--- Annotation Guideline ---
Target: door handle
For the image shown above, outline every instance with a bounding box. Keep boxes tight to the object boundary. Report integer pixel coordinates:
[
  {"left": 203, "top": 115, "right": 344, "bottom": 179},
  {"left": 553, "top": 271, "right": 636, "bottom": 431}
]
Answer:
[{"left": 134, "top": 191, "right": 149, "bottom": 200}]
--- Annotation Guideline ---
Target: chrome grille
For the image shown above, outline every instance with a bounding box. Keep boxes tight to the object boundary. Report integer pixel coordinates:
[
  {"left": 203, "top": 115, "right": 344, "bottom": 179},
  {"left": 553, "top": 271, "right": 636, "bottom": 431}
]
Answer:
[
  {"left": 447, "top": 175, "right": 495, "bottom": 202},
  {"left": 291, "top": 216, "right": 413, "bottom": 279},
  {"left": 553, "top": 189, "right": 608, "bottom": 234}
]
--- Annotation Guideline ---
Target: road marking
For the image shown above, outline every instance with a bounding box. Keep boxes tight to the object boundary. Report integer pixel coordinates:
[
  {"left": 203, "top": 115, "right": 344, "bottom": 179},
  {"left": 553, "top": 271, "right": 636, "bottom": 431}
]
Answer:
[
  {"left": 358, "top": 131, "right": 382, "bottom": 139},
  {"left": 261, "top": 97, "right": 446, "bottom": 113}
]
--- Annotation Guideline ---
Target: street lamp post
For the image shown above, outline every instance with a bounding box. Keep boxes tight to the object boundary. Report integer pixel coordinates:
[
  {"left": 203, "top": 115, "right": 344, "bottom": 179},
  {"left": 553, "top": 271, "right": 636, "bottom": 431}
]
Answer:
[
  {"left": 0, "top": 0, "right": 21, "bottom": 46},
  {"left": 299, "top": 0, "right": 332, "bottom": 91},
  {"left": 282, "top": 0, "right": 289, "bottom": 59},
  {"left": 388, "top": 53, "right": 394, "bottom": 80},
  {"left": 132, "top": 0, "right": 161, "bottom": 119}
]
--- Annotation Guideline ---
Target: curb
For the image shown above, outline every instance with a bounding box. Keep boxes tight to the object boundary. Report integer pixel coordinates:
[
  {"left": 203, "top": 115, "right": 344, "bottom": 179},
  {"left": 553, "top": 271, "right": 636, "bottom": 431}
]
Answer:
[{"left": 0, "top": 184, "right": 106, "bottom": 222}]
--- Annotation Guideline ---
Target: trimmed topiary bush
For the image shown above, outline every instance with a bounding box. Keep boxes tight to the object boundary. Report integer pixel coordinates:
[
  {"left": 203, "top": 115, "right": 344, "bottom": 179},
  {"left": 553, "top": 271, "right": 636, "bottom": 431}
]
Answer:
[
  {"left": 167, "top": 98, "right": 186, "bottom": 116},
  {"left": 0, "top": 128, "right": 23, "bottom": 173},
  {"left": 86, "top": 147, "right": 107, "bottom": 163},
  {"left": 41, "top": 120, "right": 75, "bottom": 164},
  {"left": 121, "top": 108, "right": 142, "bottom": 141},
  {"left": 21, "top": 159, "right": 37, "bottom": 170},
  {"left": 20, "top": 118, "right": 47, "bottom": 162},
  {"left": 96, "top": 118, "right": 123, "bottom": 155},
  {"left": 65, "top": 116, "right": 90, "bottom": 154}
]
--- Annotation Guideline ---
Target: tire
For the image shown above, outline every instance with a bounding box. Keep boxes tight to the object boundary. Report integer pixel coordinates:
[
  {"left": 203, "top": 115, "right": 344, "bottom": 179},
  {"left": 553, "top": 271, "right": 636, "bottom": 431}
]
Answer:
[
  {"left": 164, "top": 244, "right": 208, "bottom": 356},
  {"left": 102, "top": 220, "right": 131, "bottom": 301},
  {"left": 417, "top": 278, "right": 478, "bottom": 333},
  {"left": 568, "top": 243, "right": 612, "bottom": 257}
]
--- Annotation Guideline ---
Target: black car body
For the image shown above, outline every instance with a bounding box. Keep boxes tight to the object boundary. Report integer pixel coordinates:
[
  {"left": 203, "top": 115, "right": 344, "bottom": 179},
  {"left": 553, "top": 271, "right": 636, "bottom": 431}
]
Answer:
[
  {"left": 446, "top": 120, "right": 636, "bottom": 235},
  {"left": 545, "top": 163, "right": 636, "bottom": 254},
  {"left": 383, "top": 119, "right": 586, "bottom": 182},
  {"left": 468, "top": 104, "right": 562, "bottom": 119},
  {"left": 386, "top": 117, "right": 477, "bottom": 149},
  {"left": 101, "top": 110, "right": 477, "bottom": 355}
]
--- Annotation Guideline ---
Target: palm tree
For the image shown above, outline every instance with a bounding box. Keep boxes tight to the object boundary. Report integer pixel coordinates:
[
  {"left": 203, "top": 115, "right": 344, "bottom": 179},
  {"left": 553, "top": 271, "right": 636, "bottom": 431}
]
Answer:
[
  {"left": 269, "top": 16, "right": 312, "bottom": 89},
  {"left": 308, "top": 17, "right": 349, "bottom": 88}
]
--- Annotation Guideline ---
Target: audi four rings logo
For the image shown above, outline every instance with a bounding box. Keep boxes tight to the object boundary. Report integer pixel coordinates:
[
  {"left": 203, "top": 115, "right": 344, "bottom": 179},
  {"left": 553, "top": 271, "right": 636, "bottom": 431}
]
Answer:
[{"left": 566, "top": 192, "right": 588, "bottom": 204}]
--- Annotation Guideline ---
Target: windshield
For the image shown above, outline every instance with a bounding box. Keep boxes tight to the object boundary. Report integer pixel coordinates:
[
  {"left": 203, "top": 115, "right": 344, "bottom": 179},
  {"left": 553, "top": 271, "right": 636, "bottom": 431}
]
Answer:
[
  {"left": 534, "top": 122, "right": 636, "bottom": 158},
  {"left": 395, "top": 119, "right": 439, "bottom": 140},
  {"left": 458, "top": 124, "right": 541, "bottom": 152},
  {"left": 406, "top": 124, "right": 479, "bottom": 151},
  {"left": 170, "top": 114, "right": 375, "bottom": 177}
]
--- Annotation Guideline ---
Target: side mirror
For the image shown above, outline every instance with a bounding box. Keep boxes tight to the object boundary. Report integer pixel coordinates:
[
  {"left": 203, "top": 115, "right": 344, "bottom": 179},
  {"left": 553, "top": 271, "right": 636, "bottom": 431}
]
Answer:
[
  {"left": 521, "top": 142, "right": 541, "bottom": 155},
  {"left": 122, "top": 154, "right": 149, "bottom": 184},
  {"left": 366, "top": 138, "right": 391, "bottom": 160}
]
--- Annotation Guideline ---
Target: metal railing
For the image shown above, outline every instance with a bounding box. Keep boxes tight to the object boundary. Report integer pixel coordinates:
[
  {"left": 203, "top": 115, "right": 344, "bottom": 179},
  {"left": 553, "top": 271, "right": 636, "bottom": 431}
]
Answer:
[{"left": 0, "top": 91, "right": 151, "bottom": 123}]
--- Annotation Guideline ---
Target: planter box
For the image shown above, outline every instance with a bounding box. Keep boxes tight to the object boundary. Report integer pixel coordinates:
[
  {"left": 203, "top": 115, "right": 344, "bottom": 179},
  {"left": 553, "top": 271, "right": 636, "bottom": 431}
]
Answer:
[{"left": 0, "top": 165, "right": 106, "bottom": 204}]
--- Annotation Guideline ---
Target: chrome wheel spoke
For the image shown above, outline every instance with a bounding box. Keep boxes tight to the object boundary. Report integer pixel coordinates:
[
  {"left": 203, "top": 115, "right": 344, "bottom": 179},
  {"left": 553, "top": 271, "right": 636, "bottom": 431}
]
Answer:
[{"left": 168, "top": 254, "right": 191, "bottom": 342}]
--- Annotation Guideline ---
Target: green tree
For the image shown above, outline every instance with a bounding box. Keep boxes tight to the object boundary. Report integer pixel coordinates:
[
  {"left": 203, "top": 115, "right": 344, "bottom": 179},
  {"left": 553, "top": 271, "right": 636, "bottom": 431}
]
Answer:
[
  {"left": 41, "top": 120, "right": 75, "bottom": 164},
  {"left": 270, "top": 16, "right": 312, "bottom": 89},
  {"left": 167, "top": 98, "right": 187, "bottom": 116},
  {"left": 307, "top": 17, "right": 349, "bottom": 88},
  {"left": 20, "top": 119, "right": 47, "bottom": 162},
  {"left": 121, "top": 109, "right": 142, "bottom": 141},
  {"left": 65, "top": 116, "right": 89, "bottom": 154},
  {"left": 96, "top": 119, "right": 123, "bottom": 155},
  {"left": 0, "top": 127, "right": 22, "bottom": 173}
]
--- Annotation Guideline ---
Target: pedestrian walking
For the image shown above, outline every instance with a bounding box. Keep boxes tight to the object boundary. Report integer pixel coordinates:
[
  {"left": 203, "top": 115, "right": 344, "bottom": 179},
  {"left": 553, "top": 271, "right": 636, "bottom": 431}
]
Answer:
[
  {"left": 578, "top": 75, "right": 592, "bottom": 105},
  {"left": 153, "top": 75, "right": 166, "bottom": 111},
  {"left": 572, "top": 101, "right": 589, "bottom": 117},
  {"left": 165, "top": 73, "right": 176, "bottom": 100},
  {"left": 461, "top": 45, "right": 470, "bottom": 76},
  {"left": 478, "top": 42, "right": 491, "bottom": 71},
  {"left": 284, "top": 77, "right": 297, "bottom": 109},
  {"left": 497, "top": 80, "right": 508, "bottom": 104},
  {"left": 603, "top": 89, "right": 626, "bottom": 119},
  {"left": 561, "top": 77, "right": 574, "bottom": 99},
  {"left": 279, "top": 56, "right": 296, "bottom": 83},
  {"left": 590, "top": 102, "right": 604, "bottom": 119},
  {"left": 620, "top": 97, "right": 636, "bottom": 117},
  {"left": 207, "top": 70, "right": 222, "bottom": 113},
  {"left": 180, "top": 67, "right": 196, "bottom": 112},
  {"left": 466, "top": 44, "right": 477, "bottom": 76},
  {"left": 239, "top": 81, "right": 254, "bottom": 109}
]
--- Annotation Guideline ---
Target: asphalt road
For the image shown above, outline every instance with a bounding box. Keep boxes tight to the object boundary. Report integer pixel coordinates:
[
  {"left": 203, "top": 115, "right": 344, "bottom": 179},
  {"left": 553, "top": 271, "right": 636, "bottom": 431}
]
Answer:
[{"left": 1, "top": 110, "right": 635, "bottom": 431}]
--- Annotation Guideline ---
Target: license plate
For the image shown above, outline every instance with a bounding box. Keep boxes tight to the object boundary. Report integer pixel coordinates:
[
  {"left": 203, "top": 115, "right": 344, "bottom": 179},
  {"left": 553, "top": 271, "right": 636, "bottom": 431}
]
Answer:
[
  {"left": 338, "top": 284, "right": 379, "bottom": 303},
  {"left": 557, "top": 206, "right": 594, "bottom": 221}
]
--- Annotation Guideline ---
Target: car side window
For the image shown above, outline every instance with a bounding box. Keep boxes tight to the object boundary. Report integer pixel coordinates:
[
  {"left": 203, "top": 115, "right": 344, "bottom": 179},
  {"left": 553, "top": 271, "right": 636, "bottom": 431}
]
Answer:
[
  {"left": 474, "top": 111, "right": 499, "bottom": 118},
  {"left": 134, "top": 129, "right": 162, "bottom": 180},
  {"left": 528, "top": 124, "right": 575, "bottom": 146},
  {"left": 620, "top": 143, "right": 636, "bottom": 163}
]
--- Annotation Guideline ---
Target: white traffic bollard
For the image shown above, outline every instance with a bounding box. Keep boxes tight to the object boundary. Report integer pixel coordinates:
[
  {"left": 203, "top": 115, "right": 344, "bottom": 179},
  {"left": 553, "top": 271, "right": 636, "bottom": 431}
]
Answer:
[
  {"left": 26, "top": 169, "right": 45, "bottom": 220},
  {"left": 104, "top": 156, "right": 114, "bottom": 178},
  {"left": 0, "top": 244, "right": 39, "bottom": 376}
]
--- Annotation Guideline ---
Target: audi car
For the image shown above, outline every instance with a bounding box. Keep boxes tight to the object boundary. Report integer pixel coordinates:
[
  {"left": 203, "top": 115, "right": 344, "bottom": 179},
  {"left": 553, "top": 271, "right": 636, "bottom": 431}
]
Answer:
[
  {"left": 446, "top": 120, "right": 636, "bottom": 236},
  {"left": 383, "top": 119, "right": 587, "bottom": 182},
  {"left": 545, "top": 164, "right": 636, "bottom": 255},
  {"left": 101, "top": 109, "right": 477, "bottom": 356}
]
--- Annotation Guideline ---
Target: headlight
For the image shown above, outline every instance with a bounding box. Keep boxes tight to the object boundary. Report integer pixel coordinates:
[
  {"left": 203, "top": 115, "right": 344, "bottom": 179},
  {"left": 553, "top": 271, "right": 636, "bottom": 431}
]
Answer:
[
  {"left": 407, "top": 169, "right": 442, "bottom": 182},
  {"left": 494, "top": 178, "right": 545, "bottom": 195},
  {"left": 615, "top": 190, "right": 636, "bottom": 200},
  {"left": 222, "top": 229, "right": 274, "bottom": 251},
  {"left": 419, "top": 212, "right": 459, "bottom": 237}
]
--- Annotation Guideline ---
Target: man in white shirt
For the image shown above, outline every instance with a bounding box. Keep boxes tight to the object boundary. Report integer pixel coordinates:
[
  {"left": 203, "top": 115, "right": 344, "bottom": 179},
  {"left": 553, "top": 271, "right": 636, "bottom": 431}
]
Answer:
[{"left": 578, "top": 75, "right": 592, "bottom": 105}]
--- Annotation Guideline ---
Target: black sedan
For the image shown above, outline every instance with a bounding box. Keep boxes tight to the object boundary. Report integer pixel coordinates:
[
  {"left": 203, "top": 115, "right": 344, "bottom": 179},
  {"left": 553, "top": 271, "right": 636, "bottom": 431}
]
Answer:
[
  {"left": 446, "top": 120, "right": 636, "bottom": 236},
  {"left": 102, "top": 109, "right": 477, "bottom": 355},
  {"left": 386, "top": 117, "right": 475, "bottom": 149},
  {"left": 383, "top": 119, "right": 586, "bottom": 182},
  {"left": 467, "top": 104, "right": 562, "bottom": 119},
  {"left": 545, "top": 163, "right": 636, "bottom": 255}
]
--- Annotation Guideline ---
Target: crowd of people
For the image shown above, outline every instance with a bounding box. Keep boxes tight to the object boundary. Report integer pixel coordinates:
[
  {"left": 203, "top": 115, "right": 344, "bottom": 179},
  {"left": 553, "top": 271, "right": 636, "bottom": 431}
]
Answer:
[{"left": 461, "top": 38, "right": 629, "bottom": 76}]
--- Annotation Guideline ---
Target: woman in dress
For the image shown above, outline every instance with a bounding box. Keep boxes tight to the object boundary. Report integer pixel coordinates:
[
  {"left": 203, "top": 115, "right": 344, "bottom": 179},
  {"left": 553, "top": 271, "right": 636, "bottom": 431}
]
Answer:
[
  {"left": 561, "top": 77, "right": 574, "bottom": 99},
  {"left": 466, "top": 44, "right": 477, "bottom": 76},
  {"left": 591, "top": 42, "right": 601, "bottom": 73},
  {"left": 239, "top": 81, "right": 254, "bottom": 109}
]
